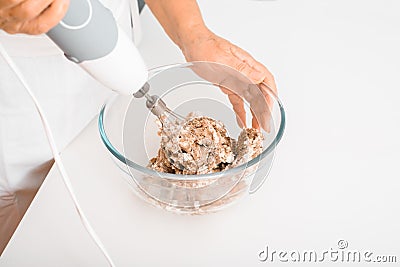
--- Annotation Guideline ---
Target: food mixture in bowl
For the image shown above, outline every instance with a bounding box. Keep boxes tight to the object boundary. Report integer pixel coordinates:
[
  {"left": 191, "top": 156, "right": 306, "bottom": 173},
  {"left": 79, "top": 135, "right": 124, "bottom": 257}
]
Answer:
[{"left": 148, "top": 113, "right": 264, "bottom": 174}]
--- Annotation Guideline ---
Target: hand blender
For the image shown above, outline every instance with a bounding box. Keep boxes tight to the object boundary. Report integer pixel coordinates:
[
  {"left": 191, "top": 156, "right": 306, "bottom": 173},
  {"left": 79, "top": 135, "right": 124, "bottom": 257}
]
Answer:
[
  {"left": 47, "top": 0, "right": 148, "bottom": 95},
  {"left": 46, "top": 0, "right": 187, "bottom": 169}
]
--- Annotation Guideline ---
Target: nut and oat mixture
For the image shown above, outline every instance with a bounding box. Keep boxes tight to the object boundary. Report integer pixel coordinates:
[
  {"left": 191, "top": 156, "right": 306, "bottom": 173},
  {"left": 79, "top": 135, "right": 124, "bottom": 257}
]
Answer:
[{"left": 148, "top": 113, "right": 264, "bottom": 175}]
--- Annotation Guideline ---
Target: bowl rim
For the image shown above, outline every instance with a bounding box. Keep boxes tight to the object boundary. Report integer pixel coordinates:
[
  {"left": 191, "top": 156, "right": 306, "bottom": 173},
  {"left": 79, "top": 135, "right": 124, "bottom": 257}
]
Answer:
[{"left": 98, "top": 62, "right": 286, "bottom": 181}]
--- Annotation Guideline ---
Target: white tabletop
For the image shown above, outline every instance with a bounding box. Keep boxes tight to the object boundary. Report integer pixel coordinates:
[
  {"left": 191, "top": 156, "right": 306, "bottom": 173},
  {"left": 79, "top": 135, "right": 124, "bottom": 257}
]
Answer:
[{"left": 2, "top": 0, "right": 400, "bottom": 266}]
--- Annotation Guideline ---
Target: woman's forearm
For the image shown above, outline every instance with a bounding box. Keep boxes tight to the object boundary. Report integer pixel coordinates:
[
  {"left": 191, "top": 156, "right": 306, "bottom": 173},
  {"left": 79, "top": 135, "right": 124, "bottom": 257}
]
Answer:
[{"left": 145, "top": 0, "right": 210, "bottom": 50}]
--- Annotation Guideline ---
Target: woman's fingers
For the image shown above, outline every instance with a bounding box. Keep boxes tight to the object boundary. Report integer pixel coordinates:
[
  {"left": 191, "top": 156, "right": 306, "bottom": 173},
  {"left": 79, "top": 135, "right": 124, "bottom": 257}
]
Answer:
[
  {"left": 262, "top": 70, "right": 277, "bottom": 96},
  {"left": 0, "top": 0, "right": 25, "bottom": 10},
  {"left": 229, "top": 93, "right": 247, "bottom": 129},
  {"left": 230, "top": 45, "right": 277, "bottom": 131},
  {"left": 18, "top": 0, "right": 68, "bottom": 34},
  {"left": 220, "top": 86, "right": 247, "bottom": 128},
  {"left": 0, "top": 0, "right": 68, "bottom": 34},
  {"left": 251, "top": 108, "right": 260, "bottom": 130},
  {"left": 257, "top": 83, "right": 275, "bottom": 132},
  {"left": 246, "top": 83, "right": 274, "bottom": 132},
  {"left": 8, "top": 0, "right": 54, "bottom": 21}
]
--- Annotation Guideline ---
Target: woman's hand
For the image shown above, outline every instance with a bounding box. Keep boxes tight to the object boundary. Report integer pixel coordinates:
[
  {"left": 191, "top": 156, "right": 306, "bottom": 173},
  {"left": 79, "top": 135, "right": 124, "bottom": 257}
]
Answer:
[
  {"left": 0, "top": 0, "right": 68, "bottom": 34},
  {"left": 180, "top": 28, "right": 277, "bottom": 131},
  {"left": 145, "top": 0, "right": 277, "bottom": 130}
]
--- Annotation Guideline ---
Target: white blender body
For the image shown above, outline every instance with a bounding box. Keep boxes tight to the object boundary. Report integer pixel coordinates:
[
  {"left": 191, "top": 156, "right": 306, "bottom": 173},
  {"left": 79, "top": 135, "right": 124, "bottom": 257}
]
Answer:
[{"left": 46, "top": 0, "right": 148, "bottom": 95}]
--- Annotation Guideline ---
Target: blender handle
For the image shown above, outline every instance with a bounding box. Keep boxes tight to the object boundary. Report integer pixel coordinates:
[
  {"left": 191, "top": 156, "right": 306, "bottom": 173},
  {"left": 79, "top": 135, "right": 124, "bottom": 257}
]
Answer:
[{"left": 47, "top": 0, "right": 118, "bottom": 63}]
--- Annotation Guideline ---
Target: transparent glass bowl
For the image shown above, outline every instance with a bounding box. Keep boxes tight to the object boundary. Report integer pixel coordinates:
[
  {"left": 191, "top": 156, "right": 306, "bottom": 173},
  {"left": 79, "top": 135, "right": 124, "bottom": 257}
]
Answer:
[{"left": 98, "top": 62, "right": 285, "bottom": 214}]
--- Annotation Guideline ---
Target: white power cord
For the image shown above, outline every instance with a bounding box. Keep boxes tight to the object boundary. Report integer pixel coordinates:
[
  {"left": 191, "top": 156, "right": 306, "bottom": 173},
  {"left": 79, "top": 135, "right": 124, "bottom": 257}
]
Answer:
[{"left": 0, "top": 42, "right": 115, "bottom": 267}]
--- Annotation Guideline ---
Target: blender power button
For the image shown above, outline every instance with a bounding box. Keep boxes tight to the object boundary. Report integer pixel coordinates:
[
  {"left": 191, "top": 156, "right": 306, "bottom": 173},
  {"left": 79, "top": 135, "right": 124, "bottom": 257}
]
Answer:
[{"left": 59, "top": 0, "right": 93, "bottom": 30}]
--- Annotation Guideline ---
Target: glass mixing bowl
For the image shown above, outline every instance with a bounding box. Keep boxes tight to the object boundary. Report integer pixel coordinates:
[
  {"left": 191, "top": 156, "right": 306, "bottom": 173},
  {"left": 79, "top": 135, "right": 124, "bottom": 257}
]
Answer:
[{"left": 98, "top": 62, "right": 285, "bottom": 214}]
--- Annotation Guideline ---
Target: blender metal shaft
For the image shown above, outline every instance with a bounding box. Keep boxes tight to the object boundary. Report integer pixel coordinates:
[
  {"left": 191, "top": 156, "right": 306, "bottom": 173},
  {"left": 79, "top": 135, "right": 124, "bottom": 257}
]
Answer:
[{"left": 134, "top": 82, "right": 184, "bottom": 121}]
